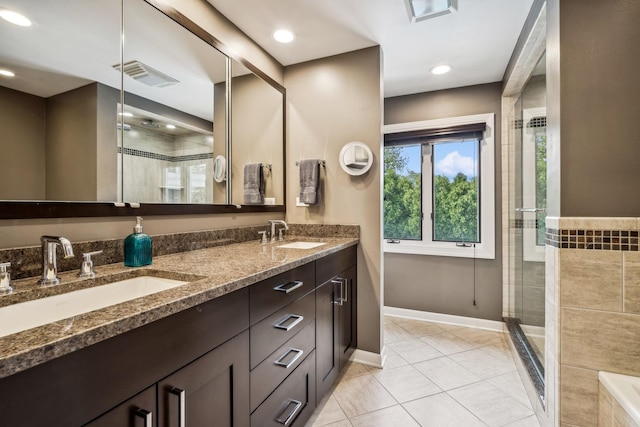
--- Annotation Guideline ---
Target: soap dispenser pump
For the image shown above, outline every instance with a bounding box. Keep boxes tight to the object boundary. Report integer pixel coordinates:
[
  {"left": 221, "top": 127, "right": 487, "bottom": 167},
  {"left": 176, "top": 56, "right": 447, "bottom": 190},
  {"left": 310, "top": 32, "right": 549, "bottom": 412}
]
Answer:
[{"left": 124, "top": 217, "right": 152, "bottom": 267}]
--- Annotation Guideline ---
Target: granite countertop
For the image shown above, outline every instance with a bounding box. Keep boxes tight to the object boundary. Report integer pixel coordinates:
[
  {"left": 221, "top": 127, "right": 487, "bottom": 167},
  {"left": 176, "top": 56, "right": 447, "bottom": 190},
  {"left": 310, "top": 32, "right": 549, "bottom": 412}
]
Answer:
[{"left": 0, "top": 236, "right": 358, "bottom": 379}]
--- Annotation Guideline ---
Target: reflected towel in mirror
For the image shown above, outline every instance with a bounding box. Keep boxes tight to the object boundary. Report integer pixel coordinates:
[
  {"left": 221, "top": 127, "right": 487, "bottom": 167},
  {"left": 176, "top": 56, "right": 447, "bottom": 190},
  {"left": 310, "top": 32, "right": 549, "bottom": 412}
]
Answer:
[{"left": 244, "top": 163, "right": 265, "bottom": 204}]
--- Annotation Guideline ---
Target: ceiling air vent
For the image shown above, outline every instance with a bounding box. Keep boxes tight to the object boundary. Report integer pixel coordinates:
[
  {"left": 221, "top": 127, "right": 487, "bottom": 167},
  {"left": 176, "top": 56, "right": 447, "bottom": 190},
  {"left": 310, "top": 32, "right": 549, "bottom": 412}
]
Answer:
[
  {"left": 405, "top": 0, "right": 457, "bottom": 23},
  {"left": 113, "top": 60, "right": 179, "bottom": 88}
]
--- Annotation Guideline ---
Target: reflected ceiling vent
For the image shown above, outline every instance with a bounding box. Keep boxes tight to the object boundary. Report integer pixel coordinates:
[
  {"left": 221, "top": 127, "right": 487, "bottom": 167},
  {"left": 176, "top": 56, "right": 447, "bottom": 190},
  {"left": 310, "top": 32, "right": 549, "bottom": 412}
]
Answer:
[
  {"left": 405, "top": 0, "right": 457, "bottom": 23},
  {"left": 113, "top": 60, "right": 179, "bottom": 88}
]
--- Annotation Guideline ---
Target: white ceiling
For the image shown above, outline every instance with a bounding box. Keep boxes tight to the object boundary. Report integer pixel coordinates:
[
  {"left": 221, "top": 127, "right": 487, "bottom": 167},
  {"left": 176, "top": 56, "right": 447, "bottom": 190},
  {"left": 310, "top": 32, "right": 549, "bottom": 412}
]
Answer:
[{"left": 206, "top": 0, "right": 534, "bottom": 98}]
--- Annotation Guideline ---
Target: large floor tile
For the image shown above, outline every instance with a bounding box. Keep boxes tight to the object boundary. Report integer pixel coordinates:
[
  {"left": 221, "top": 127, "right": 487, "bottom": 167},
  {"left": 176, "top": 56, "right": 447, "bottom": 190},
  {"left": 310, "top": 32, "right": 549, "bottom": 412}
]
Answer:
[
  {"left": 487, "top": 371, "right": 533, "bottom": 409},
  {"left": 503, "top": 415, "right": 541, "bottom": 427},
  {"left": 339, "top": 362, "right": 369, "bottom": 380},
  {"left": 452, "top": 327, "right": 506, "bottom": 347},
  {"left": 387, "top": 338, "right": 444, "bottom": 364},
  {"left": 420, "top": 332, "right": 476, "bottom": 355},
  {"left": 450, "top": 348, "right": 516, "bottom": 379},
  {"left": 368, "top": 347, "right": 410, "bottom": 371},
  {"left": 371, "top": 365, "right": 441, "bottom": 403},
  {"left": 307, "top": 395, "right": 348, "bottom": 427},
  {"left": 384, "top": 321, "right": 416, "bottom": 344},
  {"left": 332, "top": 374, "right": 397, "bottom": 418},
  {"left": 448, "top": 381, "right": 534, "bottom": 426},
  {"left": 413, "top": 356, "right": 481, "bottom": 390},
  {"left": 403, "top": 392, "right": 486, "bottom": 427},
  {"left": 392, "top": 318, "right": 446, "bottom": 337},
  {"left": 350, "top": 405, "right": 420, "bottom": 427}
]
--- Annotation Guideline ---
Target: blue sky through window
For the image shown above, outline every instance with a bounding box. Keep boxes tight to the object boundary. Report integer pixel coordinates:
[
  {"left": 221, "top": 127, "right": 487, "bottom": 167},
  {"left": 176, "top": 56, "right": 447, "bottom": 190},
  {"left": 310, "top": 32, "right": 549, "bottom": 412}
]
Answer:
[{"left": 402, "top": 140, "right": 478, "bottom": 181}]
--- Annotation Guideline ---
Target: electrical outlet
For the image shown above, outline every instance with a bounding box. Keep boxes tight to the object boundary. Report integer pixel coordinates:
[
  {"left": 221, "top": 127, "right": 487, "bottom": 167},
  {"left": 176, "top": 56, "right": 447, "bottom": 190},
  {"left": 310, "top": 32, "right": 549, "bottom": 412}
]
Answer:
[{"left": 296, "top": 197, "right": 309, "bottom": 207}]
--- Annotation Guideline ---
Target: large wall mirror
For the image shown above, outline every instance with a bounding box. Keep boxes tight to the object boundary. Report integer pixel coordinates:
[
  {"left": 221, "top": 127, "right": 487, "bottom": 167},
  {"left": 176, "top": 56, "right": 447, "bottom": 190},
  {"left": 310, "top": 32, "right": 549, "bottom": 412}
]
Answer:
[{"left": 0, "top": 0, "right": 285, "bottom": 218}]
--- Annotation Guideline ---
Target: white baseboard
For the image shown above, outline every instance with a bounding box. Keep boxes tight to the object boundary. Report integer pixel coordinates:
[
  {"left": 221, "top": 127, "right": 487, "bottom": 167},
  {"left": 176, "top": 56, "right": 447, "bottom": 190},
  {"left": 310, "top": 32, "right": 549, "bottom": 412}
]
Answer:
[
  {"left": 384, "top": 306, "right": 507, "bottom": 333},
  {"left": 520, "top": 324, "right": 545, "bottom": 338},
  {"left": 351, "top": 346, "right": 387, "bottom": 369}
]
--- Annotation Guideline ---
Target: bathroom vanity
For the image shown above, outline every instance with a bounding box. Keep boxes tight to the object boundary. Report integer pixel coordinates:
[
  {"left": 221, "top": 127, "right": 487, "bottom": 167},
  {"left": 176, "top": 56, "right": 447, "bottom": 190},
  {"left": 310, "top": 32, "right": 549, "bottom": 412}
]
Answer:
[{"left": 0, "top": 237, "right": 358, "bottom": 427}]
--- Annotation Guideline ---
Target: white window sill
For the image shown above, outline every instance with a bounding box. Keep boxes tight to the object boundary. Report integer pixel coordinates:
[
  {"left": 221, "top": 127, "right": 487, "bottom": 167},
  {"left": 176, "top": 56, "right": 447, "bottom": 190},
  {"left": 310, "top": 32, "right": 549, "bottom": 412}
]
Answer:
[{"left": 383, "top": 240, "right": 495, "bottom": 260}]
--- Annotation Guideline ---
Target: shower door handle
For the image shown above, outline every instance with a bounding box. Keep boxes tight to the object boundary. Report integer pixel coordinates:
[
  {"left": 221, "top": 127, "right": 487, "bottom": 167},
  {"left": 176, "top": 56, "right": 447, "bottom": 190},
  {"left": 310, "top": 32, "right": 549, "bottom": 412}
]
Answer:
[{"left": 515, "top": 207, "right": 546, "bottom": 213}]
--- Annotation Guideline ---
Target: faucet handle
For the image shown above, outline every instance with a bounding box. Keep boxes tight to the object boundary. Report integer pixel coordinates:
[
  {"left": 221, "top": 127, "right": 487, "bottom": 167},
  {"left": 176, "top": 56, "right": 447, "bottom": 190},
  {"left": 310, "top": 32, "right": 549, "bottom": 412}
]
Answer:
[
  {"left": 0, "top": 262, "right": 12, "bottom": 293},
  {"left": 78, "top": 251, "right": 103, "bottom": 279}
]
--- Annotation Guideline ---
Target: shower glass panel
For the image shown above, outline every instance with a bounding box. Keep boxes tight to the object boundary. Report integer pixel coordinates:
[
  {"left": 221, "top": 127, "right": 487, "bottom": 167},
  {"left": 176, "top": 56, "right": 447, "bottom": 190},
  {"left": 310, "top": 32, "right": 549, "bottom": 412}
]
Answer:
[{"left": 509, "top": 53, "right": 546, "bottom": 388}]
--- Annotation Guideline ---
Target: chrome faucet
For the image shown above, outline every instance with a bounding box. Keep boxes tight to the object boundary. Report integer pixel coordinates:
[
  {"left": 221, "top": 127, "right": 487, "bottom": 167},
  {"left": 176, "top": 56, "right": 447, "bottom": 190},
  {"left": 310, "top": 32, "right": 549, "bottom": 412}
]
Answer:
[
  {"left": 267, "top": 220, "right": 289, "bottom": 242},
  {"left": 39, "top": 236, "right": 75, "bottom": 285}
]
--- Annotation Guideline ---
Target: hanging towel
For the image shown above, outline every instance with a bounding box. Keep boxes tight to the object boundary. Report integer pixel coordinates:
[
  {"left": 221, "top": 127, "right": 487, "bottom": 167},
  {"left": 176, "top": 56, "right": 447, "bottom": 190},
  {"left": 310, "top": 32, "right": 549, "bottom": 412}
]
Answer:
[
  {"left": 299, "top": 159, "right": 320, "bottom": 205},
  {"left": 243, "top": 163, "right": 265, "bottom": 205}
]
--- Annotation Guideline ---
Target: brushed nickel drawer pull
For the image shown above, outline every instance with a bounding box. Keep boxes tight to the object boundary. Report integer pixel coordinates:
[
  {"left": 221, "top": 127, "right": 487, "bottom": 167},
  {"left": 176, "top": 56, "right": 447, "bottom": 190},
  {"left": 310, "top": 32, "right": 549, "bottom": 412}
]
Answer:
[
  {"left": 134, "top": 408, "right": 153, "bottom": 427},
  {"left": 274, "top": 314, "right": 304, "bottom": 331},
  {"left": 331, "top": 279, "right": 344, "bottom": 306},
  {"left": 168, "top": 386, "right": 186, "bottom": 427},
  {"left": 274, "top": 348, "right": 304, "bottom": 369},
  {"left": 273, "top": 280, "right": 303, "bottom": 294},
  {"left": 275, "top": 399, "right": 303, "bottom": 426}
]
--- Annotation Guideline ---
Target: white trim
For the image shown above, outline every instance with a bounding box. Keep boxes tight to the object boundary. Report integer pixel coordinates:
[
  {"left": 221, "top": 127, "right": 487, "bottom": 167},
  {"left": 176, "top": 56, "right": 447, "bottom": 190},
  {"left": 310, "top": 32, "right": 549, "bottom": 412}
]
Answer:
[
  {"left": 384, "top": 306, "right": 507, "bottom": 332},
  {"left": 352, "top": 347, "right": 387, "bottom": 369},
  {"left": 383, "top": 113, "right": 495, "bottom": 260}
]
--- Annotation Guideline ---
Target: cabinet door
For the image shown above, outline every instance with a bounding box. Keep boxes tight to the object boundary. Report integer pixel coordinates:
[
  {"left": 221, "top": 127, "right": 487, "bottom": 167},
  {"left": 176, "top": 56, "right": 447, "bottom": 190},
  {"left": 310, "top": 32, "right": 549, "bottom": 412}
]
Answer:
[
  {"left": 84, "top": 386, "right": 156, "bottom": 427},
  {"left": 158, "top": 330, "right": 250, "bottom": 427},
  {"left": 339, "top": 265, "right": 357, "bottom": 370},
  {"left": 315, "top": 278, "right": 340, "bottom": 399}
]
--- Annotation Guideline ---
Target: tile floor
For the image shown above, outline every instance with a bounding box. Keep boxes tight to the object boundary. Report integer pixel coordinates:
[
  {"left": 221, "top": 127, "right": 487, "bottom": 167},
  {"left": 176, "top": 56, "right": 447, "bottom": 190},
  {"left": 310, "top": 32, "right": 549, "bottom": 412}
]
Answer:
[{"left": 305, "top": 316, "right": 541, "bottom": 427}]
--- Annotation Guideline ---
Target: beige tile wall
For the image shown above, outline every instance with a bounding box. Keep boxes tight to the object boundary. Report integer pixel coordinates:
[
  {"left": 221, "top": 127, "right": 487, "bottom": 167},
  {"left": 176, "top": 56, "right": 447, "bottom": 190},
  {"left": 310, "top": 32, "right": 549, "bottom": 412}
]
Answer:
[
  {"left": 555, "top": 218, "right": 640, "bottom": 427},
  {"left": 598, "top": 382, "right": 639, "bottom": 427}
]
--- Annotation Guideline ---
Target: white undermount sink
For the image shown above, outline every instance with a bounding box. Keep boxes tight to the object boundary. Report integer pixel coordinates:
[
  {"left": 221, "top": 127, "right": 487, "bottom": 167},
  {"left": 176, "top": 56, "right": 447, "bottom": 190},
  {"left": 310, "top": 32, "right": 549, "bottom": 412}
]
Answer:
[
  {"left": 276, "top": 242, "right": 327, "bottom": 250},
  {"left": 0, "top": 275, "right": 188, "bottom": 339}
]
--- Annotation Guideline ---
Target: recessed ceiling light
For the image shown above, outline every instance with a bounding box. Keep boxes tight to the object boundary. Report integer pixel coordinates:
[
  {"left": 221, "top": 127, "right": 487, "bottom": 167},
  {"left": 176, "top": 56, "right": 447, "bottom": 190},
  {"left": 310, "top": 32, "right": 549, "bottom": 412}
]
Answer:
[
  {"left": 273, "top": 29, "right": 294, "bottom": 44},
  {"left": 0, "top": 9, "right": 32, "bottom": 27},
  {"left": 166, "top": 124, "right": 176, "bottom": 129},
  {"left": 430, "top": 65, "right": 451, "bottom": 75},
  {"left": 0, "top": 69, "right": 15, "bottom": 77}
]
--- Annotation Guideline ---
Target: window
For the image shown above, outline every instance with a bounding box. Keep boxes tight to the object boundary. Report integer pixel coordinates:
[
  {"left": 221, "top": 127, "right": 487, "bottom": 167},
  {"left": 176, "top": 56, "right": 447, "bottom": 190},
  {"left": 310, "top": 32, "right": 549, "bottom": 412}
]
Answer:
[{"left": 383, "top": 114, "right": 495, "bottom": 259}]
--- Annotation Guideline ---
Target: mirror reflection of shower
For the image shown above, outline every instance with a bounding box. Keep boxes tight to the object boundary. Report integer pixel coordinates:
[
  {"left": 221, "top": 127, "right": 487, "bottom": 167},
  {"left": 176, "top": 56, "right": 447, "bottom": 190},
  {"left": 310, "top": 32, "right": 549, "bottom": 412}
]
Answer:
[{"left": 117, "top": 104, "right": 217, "bottom": 204}]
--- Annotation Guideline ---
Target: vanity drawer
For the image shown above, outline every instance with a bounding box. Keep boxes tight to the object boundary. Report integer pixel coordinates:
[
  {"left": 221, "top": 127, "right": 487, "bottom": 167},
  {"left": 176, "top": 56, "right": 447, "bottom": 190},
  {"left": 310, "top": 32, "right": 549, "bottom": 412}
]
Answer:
[
  {"left": 250, "top": 350, "right": 316, "bottom": 427},
  {"left": 251, "top": 319, "right": 316, "bottom": 412},
  {"left": 251, "top": 289, "right": 315, "bottom": 369},
  {"left": 250, "top": 262, "right": 315, "bottom": 325}
]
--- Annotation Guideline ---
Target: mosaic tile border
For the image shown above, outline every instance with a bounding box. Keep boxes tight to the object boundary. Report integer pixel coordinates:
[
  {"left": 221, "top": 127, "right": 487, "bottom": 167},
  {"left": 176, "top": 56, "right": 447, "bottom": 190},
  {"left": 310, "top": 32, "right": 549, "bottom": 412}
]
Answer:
[
  {"left": 118, "top": 146, "right": 213, "bottom": 162},
  {"left": 546, "top": 228, "right": 639, "bottom": 251}
]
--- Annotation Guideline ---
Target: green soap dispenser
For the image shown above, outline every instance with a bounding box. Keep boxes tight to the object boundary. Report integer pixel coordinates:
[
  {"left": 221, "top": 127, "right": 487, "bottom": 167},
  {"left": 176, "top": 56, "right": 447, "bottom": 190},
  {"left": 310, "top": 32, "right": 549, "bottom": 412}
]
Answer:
[{"left": 124, "top": 217, "right": 152, "bottom": 267}]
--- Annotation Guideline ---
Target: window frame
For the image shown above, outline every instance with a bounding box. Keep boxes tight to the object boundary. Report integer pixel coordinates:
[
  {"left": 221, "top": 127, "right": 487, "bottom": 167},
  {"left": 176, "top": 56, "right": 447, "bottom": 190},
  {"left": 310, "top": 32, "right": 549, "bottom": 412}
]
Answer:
[{"left": 383, "top": 113, "right": 495, "bottom": 260}]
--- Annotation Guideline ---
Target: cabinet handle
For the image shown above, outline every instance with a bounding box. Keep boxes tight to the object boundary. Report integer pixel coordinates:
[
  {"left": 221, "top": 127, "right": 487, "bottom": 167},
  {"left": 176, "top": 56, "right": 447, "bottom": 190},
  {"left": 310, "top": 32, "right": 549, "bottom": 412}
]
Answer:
[
  {"left": 273, "top": 280, "right": 303, "bottom": 294},
  {"left": 342, "top": 278, "right": 349, "bottom": 303},
  {"left": 134, "top": 408, "right": 153, "bottom": 427},
  {"left": 274, "top": 348, "right": 304, "bottom": 369},
  {"left": 168, "top": 386, "right": 186, "bottom": 427},
  {"left": 331, "top": 279, "right": 343, "bottom": 306},
  {"left": 275, "top": 399, "right": 303, "bottom": 426},
  {"left": 274, "top": 314, "right": 304, "bottom": 331}
]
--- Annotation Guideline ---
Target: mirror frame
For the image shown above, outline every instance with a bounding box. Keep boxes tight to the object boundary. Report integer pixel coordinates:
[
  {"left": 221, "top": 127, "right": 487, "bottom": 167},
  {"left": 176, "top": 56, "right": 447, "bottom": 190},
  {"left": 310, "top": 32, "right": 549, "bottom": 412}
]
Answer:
[{"left": 0, "top": 0, "right": 286, "bottom": 219}]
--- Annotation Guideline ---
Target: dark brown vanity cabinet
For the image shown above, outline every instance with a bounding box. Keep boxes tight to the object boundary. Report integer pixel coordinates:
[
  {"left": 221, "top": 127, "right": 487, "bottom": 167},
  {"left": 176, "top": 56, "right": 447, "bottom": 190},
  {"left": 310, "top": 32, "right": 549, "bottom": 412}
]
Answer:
[
  {"left": 315, "top": 247, "right": 358, "bottom": 398},
  {"left": 0, "top": 245, "right": 358, "bottom": 427}
]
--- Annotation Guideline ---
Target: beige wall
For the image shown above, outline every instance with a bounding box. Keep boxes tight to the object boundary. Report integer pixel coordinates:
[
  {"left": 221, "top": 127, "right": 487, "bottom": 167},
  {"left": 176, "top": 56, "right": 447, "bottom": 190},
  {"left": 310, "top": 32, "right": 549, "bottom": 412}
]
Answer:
[
  {"left": 547, "top": 0, "right": 640, "bottom": 217},
  {"left": 284, "top": 47, "right": 383, "bottom": 354},
  {"left": 45, "top": 84, "right": 99, "bottom": 201},
  {"left": 0, "top": 86, "right": 46, "bottom": 200},
  {"left": 383, "top": 83, "right": 504, "bottom": 321},
  {"left": 231, "top": 73, "right": 284, "bottom": 205}
]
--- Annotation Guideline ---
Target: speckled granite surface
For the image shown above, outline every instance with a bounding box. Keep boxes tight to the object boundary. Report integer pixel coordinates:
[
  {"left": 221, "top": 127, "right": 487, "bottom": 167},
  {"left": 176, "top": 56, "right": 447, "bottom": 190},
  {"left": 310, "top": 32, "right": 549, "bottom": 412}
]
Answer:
[
  {"left": 0, "top": 223, "right": 359, "bottom": 281},
  {"left": 0, "top": 229, "right": 358, "bottom": 379}
]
